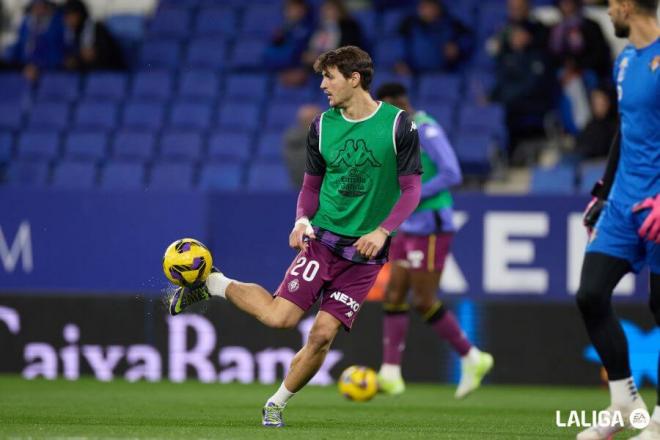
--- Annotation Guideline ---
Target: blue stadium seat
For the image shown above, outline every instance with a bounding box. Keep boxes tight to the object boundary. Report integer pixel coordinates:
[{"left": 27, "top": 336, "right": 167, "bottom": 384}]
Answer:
[
  {"left": 225, "top": 74, "right": 269, "bottom": 102},
  {"left": 381, "top": 9, "right": 409, "bottom": 36},
  {"left": 466, "top": 72, "right": 497, "bottom": 103},
  {"left": 0, "top": 133, "right": 14, "bottom": 164},
  {"left": 265, "top": 103, "right": 298, "bottom": 130},
  {"left": 185, "top": 37, "right": 228, "bottom": 70},
  {"left": 64, "top": 131, "right": 108, "bottom": 162},
  {"left": 148, "top": 7, "right": 191, "bottom": 39},
  {"left": 531, "top": 165, "right": 576, "bottom": 194},
  {"left": 247, "top": 163, "right": 291, "bottom": 191},
  {"left": 84, "top": 73, "right": 127, "bottom": 102},
  {"left": 159, "top": 0, "right": 200, "bottom": 8},
  {"left": 178, "top": 70, "right": 219, "bottom": 101},
  {"left": 17, "top": 131, "right": 60, "bottom": 161},
  {"left": 194, "top": 6, "right": 237, "bottom": 37},
  {"left": 5, "top": 160, "right": 50, "bottom": 187},
  {"left": 100, "top": 161, "right": 145, "bottom": 189},
  {"left": 51, "top": 160, "right": 97, "bottom": 189},
  {"left": 453, "top": 133, "right": 492, "bottom": 175},
  {"left": 374, "top": 38, "right": 404, "bottom": 69},
  {"left": 0, "top": 102, "right": 24, "bottom": 131},
  {"left": 207, "top": 132, "right": 252, "bottom": 162},
  {"left": 122, "top": 101, "right": 164, "bottom": 130},
  {"left": 74, "top": 101, "right": 118, "bottom": 130},
  {"left": 352, "top": 9, "right": 377, "bottom": 45},
  {"left": 255, "top": 132, "right": 284, "bottom": 160},
  {"left": 112, "top": 130, "right": 156, "bottom": 161},
  {"left": 27, "top": 102, "right": 70, "bottom": 130},
  {"left": 198, "top": 163, "right": 243, "bottom": 190},
  {"left": 0, "top": 73, "right": 30, "bottom": 101},
  {"left": 418, "top": 104, "right": 454, "bottom": 134},
  {"left": 169, "top": 102, "right": 212, "bottom": 131},
  {"left": 217, "top": 102, "right": 262, "bottom": 131},
  {"left": 229, "top": 38, "right": 268, "bottom": 69},
  {"left": 579, "top": 161, "right": 607, "bottom": 194},
  {"left": 272, "top": 82, "right": 315, "bottom": 103},
  {"left": 36, "top": 73, "right": 79, "bottom": 102},
  {"left": 159, "top": 131, "right": 203, "bottom": 162},
  {"left": 131, "top": 71, "right": 173, "bottom": 101},
  {"left": 371, "top": 73, "right": 414, "bottom": 96},
  {"left": 139, "top": 39, "right": 181, "bottom": 70},
  {"left": 417, "top": 74, "right": 462, "bottom": 104},
  {"left": 458, "top": 104, "right": 506, "bottom": 140},
  {"left": 476, "top": 3, "right": 508, "bottom": 41},
  {"left": 149, "top": 162, "right": 195, "bottom": 190},
  {"left": 241, "top": 5, "right": 282, "bottom": 37}
]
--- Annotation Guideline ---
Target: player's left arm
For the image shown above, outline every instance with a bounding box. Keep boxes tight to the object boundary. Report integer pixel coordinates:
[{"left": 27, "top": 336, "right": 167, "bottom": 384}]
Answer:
[
  {"left": 632, "top": 194, "right": 660, "bottom": 243},
  {"left": 419, "top": 124, "right": 462, "bottom": 198},
  {"left": 355, "top": 112, "right": 422, "bottom": 258}
]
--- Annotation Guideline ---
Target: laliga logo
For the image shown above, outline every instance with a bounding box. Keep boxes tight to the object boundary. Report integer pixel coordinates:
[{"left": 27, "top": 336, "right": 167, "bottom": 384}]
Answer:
[{"left": 555, "top": 408, "right": 650, "bottom": 429}]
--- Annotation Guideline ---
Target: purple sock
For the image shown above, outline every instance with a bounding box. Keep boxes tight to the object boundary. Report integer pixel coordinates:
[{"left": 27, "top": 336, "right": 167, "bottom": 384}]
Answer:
[
  {"left": 382, "top": 313, "right": 410, "bottom": 365},
  {"left": 430, "top": 310, "right": 472, "bottom": 356}
]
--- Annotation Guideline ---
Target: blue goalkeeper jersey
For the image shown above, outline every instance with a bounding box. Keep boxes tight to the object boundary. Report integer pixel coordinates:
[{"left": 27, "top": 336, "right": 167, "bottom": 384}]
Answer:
[{"left": 609, "top": 38, "right": 660, "bottom": 206}]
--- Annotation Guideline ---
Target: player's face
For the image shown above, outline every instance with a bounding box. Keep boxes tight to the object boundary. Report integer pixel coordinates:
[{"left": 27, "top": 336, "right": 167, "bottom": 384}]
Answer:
[
  {"left": 608, "top": 0, "right": 631, "bottom": 38},
  {"left": 320, "top": 66, "right": 356, "bottom": 108}
]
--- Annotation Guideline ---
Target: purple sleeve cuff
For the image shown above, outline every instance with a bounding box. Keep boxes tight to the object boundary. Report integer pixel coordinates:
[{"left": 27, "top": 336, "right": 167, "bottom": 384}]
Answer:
[
  {"left": 380, "top": 174, "right": 422, "bottom": 233},
  {"left": 296, "top": 173, "right": 323, "bottom": 220}
]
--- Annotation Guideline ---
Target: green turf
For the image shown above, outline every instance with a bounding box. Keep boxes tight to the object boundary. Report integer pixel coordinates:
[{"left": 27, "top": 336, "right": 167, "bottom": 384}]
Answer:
[{"left": 0, "top": 375, "right": 655, "bottom": 439}]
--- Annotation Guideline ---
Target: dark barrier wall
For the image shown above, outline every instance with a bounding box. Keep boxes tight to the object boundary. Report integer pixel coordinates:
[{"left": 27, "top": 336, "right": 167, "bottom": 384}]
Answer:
[
  {"left": 0, "top": 189, "right": 651, "bottom": 300},
  {"left": 0, "top": 296, "right": 657, "bottom": 387}
]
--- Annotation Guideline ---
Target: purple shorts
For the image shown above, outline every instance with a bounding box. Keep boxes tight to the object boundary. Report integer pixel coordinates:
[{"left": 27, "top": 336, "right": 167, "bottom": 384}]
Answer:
[
  {"left": 389, "top": 231, "right": 453, "bottom": 272},
  {"left": 274, "top": 239, "right": 382, "bottom": 330}
]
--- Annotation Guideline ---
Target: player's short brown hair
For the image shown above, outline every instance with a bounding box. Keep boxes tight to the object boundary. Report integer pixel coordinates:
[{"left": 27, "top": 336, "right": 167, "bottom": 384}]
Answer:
[{"left": 313, "top": 46, "right": 374, "bottom": 90}]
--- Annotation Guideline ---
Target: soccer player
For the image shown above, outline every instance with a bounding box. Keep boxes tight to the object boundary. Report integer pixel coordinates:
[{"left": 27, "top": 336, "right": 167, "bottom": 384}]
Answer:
[
  {"left": 576, "top": 1, "right": 659, "bottom": 439},
  {"left": 168, "top": 46, "right": 422, "bottom": 427},
  {"left": 373, "top": 83, "right": 493, "bottom": 399}
]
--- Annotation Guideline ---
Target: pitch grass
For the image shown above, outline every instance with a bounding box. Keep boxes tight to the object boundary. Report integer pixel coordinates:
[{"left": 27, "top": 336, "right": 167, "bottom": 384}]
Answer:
[{"left": 0, "top": 375, "right": 655, "bottom": 439}]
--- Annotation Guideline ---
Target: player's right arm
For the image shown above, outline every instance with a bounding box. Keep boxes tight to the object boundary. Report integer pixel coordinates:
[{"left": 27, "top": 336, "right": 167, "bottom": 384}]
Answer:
[{"left": 290, "top": 116, "right": 325, "bottom": 251}]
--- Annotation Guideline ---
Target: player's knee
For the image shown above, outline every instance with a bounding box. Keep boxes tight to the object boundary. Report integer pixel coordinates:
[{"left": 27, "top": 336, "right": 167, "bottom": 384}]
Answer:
[
  {"left": 411, "top": 295, "right": 436, "bottom": 315},
  {"left": 576, "top": 283, "right": 609, "bottom": 317},
  {"left": 305, "top": 329, "right": 335, "bottom": 354}
]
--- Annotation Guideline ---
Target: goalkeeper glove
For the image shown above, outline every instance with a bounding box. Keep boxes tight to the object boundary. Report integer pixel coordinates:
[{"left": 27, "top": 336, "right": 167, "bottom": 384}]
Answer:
[
  {"left": 583, "top": 181, "right": 606, "bottom": 237},
  {"left": 632, "top": 194, "right": 660, "bottom": 243}
]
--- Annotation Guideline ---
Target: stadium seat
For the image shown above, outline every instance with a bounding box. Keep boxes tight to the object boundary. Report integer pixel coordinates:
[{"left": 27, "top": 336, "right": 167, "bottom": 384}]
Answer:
[
  {"left": 168, "top": 102, "right": 213, "bottom": 131},
  {"left": 418, "top": 74, "right": 462, "bottom": 104},
  {"left": 579, "top": 161, "right": 607, "bottom": 194},
  {"left": 159, "top": 0, "right": 200, "bottom": 8},
  {"left": 241, "top": 5, "right": 282, "bottom": 37},
  {"left": 158, "top": 131, "right": 203, "bottom": 162},
  {"left": 51, "top": 160, "right": 97, "bottom": 189},
  {"left": 207, "top": 132, "right": 252, "bottom": 162},
  {"left": 112, "top": 130, "right": 156, "bottom": 161},
  {"left": 194, "top": 6, "right": 237, "bottom": 37},
  {"left": 121, "top": 101, "right": 164, "bottom": 130},
  {"left": 149, "top": 162, "right": 195, "bottom": 190},
  {"left": 229, "top": 38, "right": 268, "bottom": 70},
  {"left": 247, "top": 163, "right": 291, "bottom": 191},
  {"left": 225, "top": 74, "right": 269, "bottom": 102},
  {"left": 0, "top": 73, "right": 30, "bottom": 101},
  {"left": 476, "top": 3, "right": 508, "bottom": 41},
  {"left": 417, "top": 104, "right": 454, "bottom": 133},
  {"left": 216, "top": 102, "right": 262, "bottom": 132},
  {"left": 17, "top": 131, "right": 60, "bottom": 161},
  {"left": 84, "top": 73, "right": 127, "bottom": 102},
  {"left": 27, "top": 102, "right": 70, "bottom": 131},
  {"left": 453, "top": 133, "right": 492, "bottom": 176},
  {"left": 74, "top": 101, "right": 118, "bottom": 131},
  {"left": 64, "top": 131, "right": 108, "bottom": 162},
  {"left": 185, "top": 37, "right": 228, "bottom": 70},
  {"left": 374, "top": 38, "right": 404, "bottom": 69},
  {"left": 100, "top": 161, "right": 145, "bottom": 189},
  {"left": 5, "top": 160, "right": 50, "bottom": 187},
  {"left": 272, "top": 82, "right": 315, "bottom": 103},
  {"left": 0, "top": 133, "right": 13, "bottom": 164},
  {"left": 198, "top": 163, "right": 243, "bottom": 190},
  {"left": 458, "top": 105, "right": 506, "bottom": 140},
  {"left": 0, "top": 102, "right": 24, "bottom": 131},
  {"left": 36, "top": 73, "right": 79, "bottom": 102},
  {"left": 352, "top": 9, "right": 377, "bottom": 46},
  {"left": 265, "top": 103, "right": 299, "bottom": 130},
  {"left": 148, "top": 7, "right": 191, "bottom": 39},
  {"left": 371, "top": 73, "right": 414, "bottom": 96},
  {"left": 531, "top": 165, "right": 576, "bottom": 194},
  {"left": 255, "top": 131, "right": 284, "bottom": 160},
  {"left": 130, "top": 71, "right": 173, "bottom": 101},
  {"left": 381, "top": 9, "right": 410, "bottom": 36},
  {"left": 465, "top": 72, "right": 496, "bottom": 103},
  {"left": 178, "top": 70, "right": 219, "bottom": 101},
  {"left": 139, "top": 39, "right": 181, "bottom": 70}
]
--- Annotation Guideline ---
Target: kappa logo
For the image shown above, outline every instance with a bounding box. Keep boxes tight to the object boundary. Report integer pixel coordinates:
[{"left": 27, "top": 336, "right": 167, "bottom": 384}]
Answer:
[
  {"left": 329, "top": 139, "right": 382, "bottom": 168},
  {"left": 287, "top": 279, "right": 300, "bottom": 293},
  {"left": 410, "top": 121, "right": 417, "bottom": 131},
  {"left": 329, "top": 291, "right": 360, "bottom": 312},
  {"left": 651, "top": 55, "right": 660, "bottom": 73}
]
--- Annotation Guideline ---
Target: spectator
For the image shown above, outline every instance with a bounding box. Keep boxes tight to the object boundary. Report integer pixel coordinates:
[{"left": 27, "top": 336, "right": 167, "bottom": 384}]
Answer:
[
  {"left": 396, "top": 0, "right": 473, "bottom": 74},
  {"left": 264, "top": 0, "right": 314, "bottom": 86},
  {"left": 62, "top": 0, "right": 125, "bottom": 71},
  {"left": 574, "top": 87, "right": 618, "bottom": 160},
  {"left": 4, "top": 0, "right": 66, "bottom": 81},
  {"left": 488, "top": 0, "right": 548, "bottom": 58},
  {"left": 302, "top": 0, "right": 363, "bottom": 67},
  {"left": 283, "top": 104, "right": 322, "bottom": 187},
  {"left": 490, "top": 25, "right": 555, "bottom": 158}
]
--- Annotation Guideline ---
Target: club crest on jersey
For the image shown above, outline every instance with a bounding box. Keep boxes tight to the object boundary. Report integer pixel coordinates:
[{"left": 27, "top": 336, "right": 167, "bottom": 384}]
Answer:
[
  {"left": 651, "top": 56, "right": 660, "bottom": 72},
  {"left": 287, "top": 279, "right": 300, "bottom": 292}
]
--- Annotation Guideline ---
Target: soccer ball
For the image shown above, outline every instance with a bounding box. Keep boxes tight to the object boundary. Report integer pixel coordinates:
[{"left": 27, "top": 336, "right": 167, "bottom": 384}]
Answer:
[
  {"left": 162, "top": 238, "right": 212, "bottom": 287},
  {"left": 338, "top": 365, "right": 378, "bottom": 402}
]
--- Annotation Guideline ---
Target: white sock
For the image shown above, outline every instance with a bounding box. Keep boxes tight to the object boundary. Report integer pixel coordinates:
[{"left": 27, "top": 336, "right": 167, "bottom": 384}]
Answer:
[
  {"left": 462, "top": 347, "right": 482, "bottom": 364},
  {"left": 608, "top": 377, "right": 640, "bottom": 407},
  {"left": 205, "top": 272, "right": 235, "bottom": 299},
  {"left": 267, "top": 383, "right": 295, "bottom": 407},
  {"left": 378, "top": 363, "right": 402, "bottom": 381},
  {"left": 652, "top": 405, "right": 660, "bottom": 424}
]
